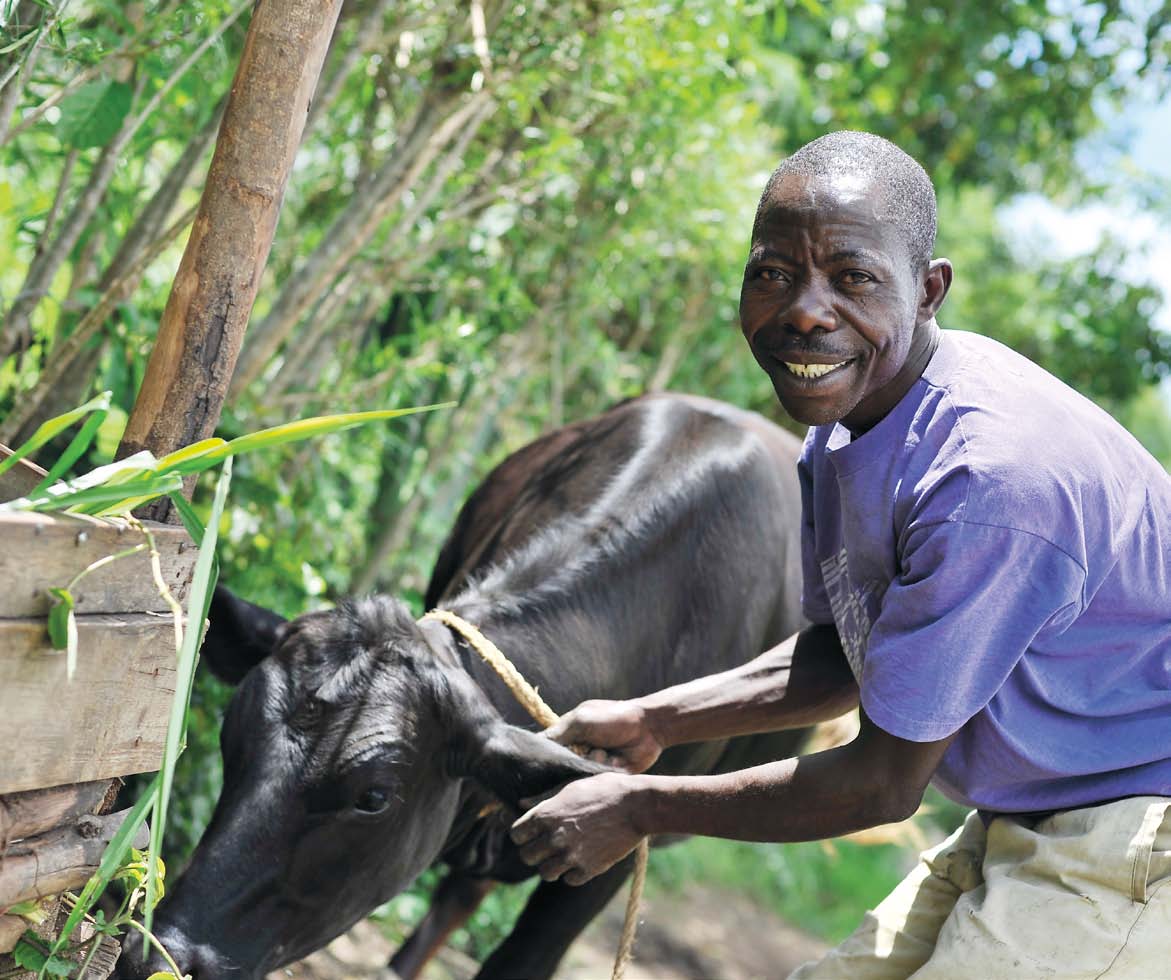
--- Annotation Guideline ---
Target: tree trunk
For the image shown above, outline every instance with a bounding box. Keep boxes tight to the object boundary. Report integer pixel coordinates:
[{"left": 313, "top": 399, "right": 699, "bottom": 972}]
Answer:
[{"left": 118, "top": 0, "right": 344, "bottom": 523}]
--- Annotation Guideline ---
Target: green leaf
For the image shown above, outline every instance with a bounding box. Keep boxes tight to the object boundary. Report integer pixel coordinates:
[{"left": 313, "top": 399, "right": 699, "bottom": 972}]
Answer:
[
  {"left": 46, "top": 588, "right": 72, "bottom": 641},
  {"left": 156, "top": 404, "right": 455, "bottom": 476},
  {"left": 3, "top": 472, "right": 184, "bottom": 515},
  {"left": 13, "top": 934, "right": 70, "bottom": 976},
  {"left": 55, "top": 451, "right": 159, "bottom": 491},
  {"left": 154, "top": 438, "right": 227, "bottom": 473},
  {"left": 13, "top": 936, "right": 47, "bottom": 970},
  {"left": 44, "top": 955, "right": 73, "bottom": 977},
  {"left": 33, "top": 398, "right": 110, "bottom": 494},
  {"left": 0, "top": 391, "right": 112, "bottom": 480},
  {"left": 168, "top": 493, "right": 206, "bottom": 546},
  {"left": 46, "top": 588, "right": 78, "bottom": 677},
  {"left": 57, "top": 80, "right": 134, "bottom": 149}
]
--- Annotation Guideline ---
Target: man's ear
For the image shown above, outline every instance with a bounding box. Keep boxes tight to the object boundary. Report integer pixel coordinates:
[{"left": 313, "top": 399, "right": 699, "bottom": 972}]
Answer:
[
  {"left": 200, "top": 584, "right": 287, "bottom": 684},
  {"left": 439, "top": 666, "right": 607, "bottom": 807},
  {"left": 919, "top": 257, "right": 953, "bottom": 322}
]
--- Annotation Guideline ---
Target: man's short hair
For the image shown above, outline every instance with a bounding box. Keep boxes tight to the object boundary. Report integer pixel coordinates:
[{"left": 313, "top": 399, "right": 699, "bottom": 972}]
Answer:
[{"left": 756, "top": 131, "right": 937, "bottom": 272}]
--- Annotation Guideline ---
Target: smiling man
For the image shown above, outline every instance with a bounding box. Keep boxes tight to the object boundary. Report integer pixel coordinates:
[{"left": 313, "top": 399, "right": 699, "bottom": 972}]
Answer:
[{"left": 510, "top": 131, "right": 1171, "bottom": 978}]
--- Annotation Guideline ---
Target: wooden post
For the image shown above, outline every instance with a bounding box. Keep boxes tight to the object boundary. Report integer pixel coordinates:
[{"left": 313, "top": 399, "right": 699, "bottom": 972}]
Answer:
[{"left": 117, "top": 0, "right": 344, "bottom": 523}]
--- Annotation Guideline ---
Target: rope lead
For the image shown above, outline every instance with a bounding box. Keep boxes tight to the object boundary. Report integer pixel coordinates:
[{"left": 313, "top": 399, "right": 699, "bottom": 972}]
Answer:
[{"left": 422, "top": 608, "right": 648, "bottom": 980}]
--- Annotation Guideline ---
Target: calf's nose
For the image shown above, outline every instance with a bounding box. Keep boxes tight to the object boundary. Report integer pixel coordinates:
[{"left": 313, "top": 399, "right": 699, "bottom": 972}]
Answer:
[{"left": 114, "top": 927, "right": 237, "bottom": 980}]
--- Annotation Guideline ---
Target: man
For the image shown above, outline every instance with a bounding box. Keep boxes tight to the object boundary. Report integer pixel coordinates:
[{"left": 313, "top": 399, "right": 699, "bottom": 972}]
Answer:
[{"left": 509, "top": 131, "right": 1171, "bottom": 978}]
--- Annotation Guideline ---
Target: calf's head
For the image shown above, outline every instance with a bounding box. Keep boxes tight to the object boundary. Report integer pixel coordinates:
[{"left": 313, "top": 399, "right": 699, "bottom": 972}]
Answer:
[{"left": 117, "top": 586, "right": 603, "bottom": 979}]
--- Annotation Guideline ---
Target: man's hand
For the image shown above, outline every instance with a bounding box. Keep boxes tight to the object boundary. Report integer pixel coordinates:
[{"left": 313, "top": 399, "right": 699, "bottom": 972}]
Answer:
[
  {"left": 543, "top": 699, "right": 663, "bottom": 773},
  {"left": 510, "top": 771, "right": 646, "bottom": 885}
]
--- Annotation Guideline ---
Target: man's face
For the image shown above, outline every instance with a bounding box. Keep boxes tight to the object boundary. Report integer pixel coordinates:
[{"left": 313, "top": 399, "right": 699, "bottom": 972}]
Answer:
[{"left": 738, "top": 173, "right": 934, "bottom": 431}]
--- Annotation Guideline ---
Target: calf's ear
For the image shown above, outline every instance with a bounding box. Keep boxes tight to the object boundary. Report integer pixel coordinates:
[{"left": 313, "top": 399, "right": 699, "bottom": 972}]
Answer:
[
  {"left": 467, "top": 722, "right": 609, "bottom": 808},
  {"left": 440, "top": 668, "right": 607, "bottom": 807},
  {"left": 200, "top": 584, "right": 288, "bottom": 684}
]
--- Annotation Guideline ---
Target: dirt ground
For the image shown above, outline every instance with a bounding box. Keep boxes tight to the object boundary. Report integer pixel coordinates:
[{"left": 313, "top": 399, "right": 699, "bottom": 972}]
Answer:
[{"left": 271, "top": 883, "right": 828, "bottom": 980}]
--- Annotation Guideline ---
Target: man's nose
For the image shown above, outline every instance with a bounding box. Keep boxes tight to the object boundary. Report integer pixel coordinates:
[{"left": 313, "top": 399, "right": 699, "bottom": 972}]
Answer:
[{"left": 784, "top": 280, "right": 837, "bottom": 335}]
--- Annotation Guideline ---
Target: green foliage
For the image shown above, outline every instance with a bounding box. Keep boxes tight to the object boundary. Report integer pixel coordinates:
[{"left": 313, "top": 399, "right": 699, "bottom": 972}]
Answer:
[
  {"left": 1, "top": 0, "right": 1169, "bottom": 960},
  {"left": 937, "top": 189, "right": 1171, "bottom": 407},
  {"left": 56, "top": 79, "right": 133, "bottom": 148},
  {"left": 12, "top": 934, "right": 74, "bottom": 977},
  {"left": 650, "top": 836, "right": 909, "bottom": 942}
]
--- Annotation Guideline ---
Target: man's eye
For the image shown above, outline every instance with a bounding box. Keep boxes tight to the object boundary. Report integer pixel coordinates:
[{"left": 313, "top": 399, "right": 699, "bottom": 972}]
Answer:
[
  {"left": 754, "top": 268, "right": 787, "bottom": 282},
  {"left": 840, "top": 270, "right": 873, "bottom": 285}
]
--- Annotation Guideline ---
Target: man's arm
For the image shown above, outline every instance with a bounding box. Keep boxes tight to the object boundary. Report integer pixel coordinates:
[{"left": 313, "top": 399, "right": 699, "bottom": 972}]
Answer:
[
  {"left": 545, "top": 623, "right": 858, "bottom": 773},
  {"left": 511, "top": 713, "right": 954, "bottom": 885}
]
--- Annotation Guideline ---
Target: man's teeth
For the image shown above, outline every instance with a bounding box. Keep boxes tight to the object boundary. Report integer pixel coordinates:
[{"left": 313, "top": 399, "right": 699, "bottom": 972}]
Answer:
[{"left": 783, "top": 361, "right": 848, "bottom": 379}]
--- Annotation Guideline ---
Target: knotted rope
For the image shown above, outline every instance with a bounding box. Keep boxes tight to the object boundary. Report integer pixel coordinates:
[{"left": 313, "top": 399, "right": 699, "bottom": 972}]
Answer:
[{"left": 422, "top": 608, "right": 648, "bottom": 980}]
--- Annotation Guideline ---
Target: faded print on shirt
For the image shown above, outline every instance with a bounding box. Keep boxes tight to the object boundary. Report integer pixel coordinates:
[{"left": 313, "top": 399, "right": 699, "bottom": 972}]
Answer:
[{"left": 819, "top": 546, "right": 885, "bottom": 679}]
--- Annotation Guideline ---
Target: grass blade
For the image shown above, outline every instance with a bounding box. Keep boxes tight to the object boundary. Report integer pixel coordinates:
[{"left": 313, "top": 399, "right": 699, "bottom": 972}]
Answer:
[
  {"left": 143, "top": 458, "right": 232, "bottom": 946},
  {"left": 155, "top": 438, "right": 227, "bottom": 474},
  {"left": 167, "top": 492, "right": 206, "bottom": 546},
  {"left": 32, "top": 405, "right": 109, "bottom": 495},
  {"left": 2, "top": 473, "right": 184, "bottom": 514},
  {"left": 0, "top": 391, "right": 112, "bottom": 480},
  {"left": 157, "top": 403, "right": 455, "bottom": 476},
  {"left": 47, "top": 777, "right": 159, "bottom": 965}
]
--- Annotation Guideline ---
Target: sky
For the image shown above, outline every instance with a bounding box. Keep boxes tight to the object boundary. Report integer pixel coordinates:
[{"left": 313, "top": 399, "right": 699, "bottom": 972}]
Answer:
[{"left": 1000, "top": 93, "right": 1171, "bottom": 331}]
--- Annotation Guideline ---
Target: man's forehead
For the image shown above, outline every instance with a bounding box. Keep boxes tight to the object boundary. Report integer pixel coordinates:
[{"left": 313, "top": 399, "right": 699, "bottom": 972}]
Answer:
[
  {"left": 760, "top": 171, "right": 885, "bottom": 221},
  {"left": 753, "top": 173, "right": 903, "bottom": 254}
]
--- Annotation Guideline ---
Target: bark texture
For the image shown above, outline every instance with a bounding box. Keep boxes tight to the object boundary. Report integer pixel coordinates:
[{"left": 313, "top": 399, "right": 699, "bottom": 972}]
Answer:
[{"left": 118, "top": 0, "right": 344, "bottom": 521}]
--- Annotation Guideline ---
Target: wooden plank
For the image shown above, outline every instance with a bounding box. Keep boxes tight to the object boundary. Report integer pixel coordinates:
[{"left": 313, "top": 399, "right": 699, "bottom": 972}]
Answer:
[
  {"left": 0, "top": 780, "right": 111, "bottom": 845},
  {"left": 0, "top": 616, "right": 177, "bottom": 794},
  {"left": 0, "top": 445, "right": 48, "bottom": 504},
  {"left": 0, "top": 808, "right": 150, "bottom": 908},
  {"left": 0, "top": 512, "right": 197, "bottom": 618},
  {"left": 77, "top": 934, "right": 121, "bottom": 979}
]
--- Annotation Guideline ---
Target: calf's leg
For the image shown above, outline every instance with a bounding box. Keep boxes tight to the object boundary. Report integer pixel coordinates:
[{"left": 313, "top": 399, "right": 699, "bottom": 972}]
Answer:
[
  {"left": 389, "top": 871, "right": 495, "bottom": 980},
  {"left": 475, "top": 855, "right": 635, "bottom": 980}
]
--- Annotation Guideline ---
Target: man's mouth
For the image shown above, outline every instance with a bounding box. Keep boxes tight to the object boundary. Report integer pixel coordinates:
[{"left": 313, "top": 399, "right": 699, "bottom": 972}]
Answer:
[{"left": 779, "top": 358, "right": 854, "bottom": 380}]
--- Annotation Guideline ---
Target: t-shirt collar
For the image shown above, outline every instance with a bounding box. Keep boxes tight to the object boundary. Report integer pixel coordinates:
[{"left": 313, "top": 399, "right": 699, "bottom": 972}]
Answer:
[{"left": 823, "top": 329, "right": 960, "bottom": 473}]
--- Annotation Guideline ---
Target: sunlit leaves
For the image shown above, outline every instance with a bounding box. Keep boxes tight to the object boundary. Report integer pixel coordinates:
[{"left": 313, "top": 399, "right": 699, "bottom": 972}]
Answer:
[{"left": 56, "top": 79, "right": 133, "bottom": 148}]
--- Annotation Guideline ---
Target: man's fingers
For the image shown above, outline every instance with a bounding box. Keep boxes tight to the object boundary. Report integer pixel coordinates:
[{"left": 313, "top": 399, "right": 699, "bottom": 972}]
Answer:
[
  {"left": 517, "top": 836, "right": 559, "bottom": 867},
  {"left": 510, "top": 812, "right": 541, "bottom": 844},
  {"left": 563, "top": 867, "right": 593, "bottom": 887},
  {"left": 542, "top": 715, "right": 575, "bottom": 743},
  {"left": 537, "top": 855, "right": 574, "bottom": 882}
]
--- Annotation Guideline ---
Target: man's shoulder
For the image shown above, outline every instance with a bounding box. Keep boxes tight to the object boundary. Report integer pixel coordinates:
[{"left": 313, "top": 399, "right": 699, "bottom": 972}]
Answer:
[
  {"left": 908, "top": 330, "right": 1167, "bottom": 550},
  {"left": 921, "top": 330, "right": 1138, "bottom": 479}
]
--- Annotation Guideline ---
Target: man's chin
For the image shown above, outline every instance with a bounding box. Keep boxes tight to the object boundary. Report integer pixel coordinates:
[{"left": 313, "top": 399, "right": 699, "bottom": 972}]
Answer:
[{"left": 773, "top": 385, "right": 853, "bottom": 427}]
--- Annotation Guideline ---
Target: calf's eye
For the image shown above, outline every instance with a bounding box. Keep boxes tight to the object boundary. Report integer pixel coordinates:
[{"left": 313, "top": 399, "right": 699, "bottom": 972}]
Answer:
[{"left": 355, "top": 787, "right": 391, "bottom": 814}]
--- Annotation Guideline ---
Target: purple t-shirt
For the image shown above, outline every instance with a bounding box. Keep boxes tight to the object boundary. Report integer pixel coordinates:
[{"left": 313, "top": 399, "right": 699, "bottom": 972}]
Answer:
[{"left": 800, "top": 329, "right": 1171, "bottom": 812}]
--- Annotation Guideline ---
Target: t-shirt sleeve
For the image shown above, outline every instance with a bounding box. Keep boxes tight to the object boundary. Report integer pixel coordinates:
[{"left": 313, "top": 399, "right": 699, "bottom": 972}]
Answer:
[
  {"left": 861, "top": 518, "right": 1086, "bottom": 742},
  {"left": 798, "top": 443, "right": 834, "bottom": 625}
]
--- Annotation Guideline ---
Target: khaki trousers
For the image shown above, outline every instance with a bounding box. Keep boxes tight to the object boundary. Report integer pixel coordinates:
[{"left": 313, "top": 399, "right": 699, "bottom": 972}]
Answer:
[{"left": 789, "top": 796, "right": 1171, "bottom": 980}]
